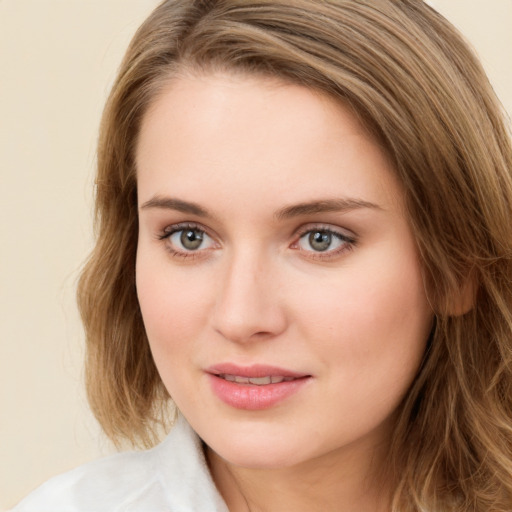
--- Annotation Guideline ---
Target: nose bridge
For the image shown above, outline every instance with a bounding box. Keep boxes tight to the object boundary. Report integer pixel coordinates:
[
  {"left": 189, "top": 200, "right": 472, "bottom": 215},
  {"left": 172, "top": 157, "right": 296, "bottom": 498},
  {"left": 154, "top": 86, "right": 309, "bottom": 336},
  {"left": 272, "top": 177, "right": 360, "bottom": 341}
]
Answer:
[{"left": 213, "top": 244, "right": 285, "bottom": 343}]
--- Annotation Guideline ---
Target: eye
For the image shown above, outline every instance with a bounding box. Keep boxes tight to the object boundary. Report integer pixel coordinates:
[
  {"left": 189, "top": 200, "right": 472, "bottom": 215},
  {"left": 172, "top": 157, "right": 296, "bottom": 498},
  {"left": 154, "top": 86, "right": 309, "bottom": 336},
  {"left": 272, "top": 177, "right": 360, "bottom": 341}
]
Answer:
[
  {"left": 295, "top": 227, "right": 355, "bottom": 257},
  {"left": 301, "top": 231, "right": 338, "bottom": 252},
  {"left": 159, "top": 223, "right": 216, "bottom": 256},
  {"left": 170, "top": 228, "right": 211, "bottom": 251}
]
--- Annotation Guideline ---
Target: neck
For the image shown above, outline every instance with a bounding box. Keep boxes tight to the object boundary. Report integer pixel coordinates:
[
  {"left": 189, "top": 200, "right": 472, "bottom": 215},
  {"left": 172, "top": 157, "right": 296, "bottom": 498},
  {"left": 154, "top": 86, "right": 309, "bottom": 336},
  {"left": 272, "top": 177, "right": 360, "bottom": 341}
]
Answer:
[{"left": 207, "top": 438, "right": 392, "bottom": 512}]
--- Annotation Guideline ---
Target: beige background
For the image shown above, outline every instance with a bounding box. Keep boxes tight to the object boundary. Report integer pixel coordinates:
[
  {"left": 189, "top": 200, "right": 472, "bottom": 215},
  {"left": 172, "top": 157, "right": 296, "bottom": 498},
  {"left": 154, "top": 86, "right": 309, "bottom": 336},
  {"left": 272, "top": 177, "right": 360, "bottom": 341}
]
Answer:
[{"left": 1, "top": 1, "right": 511, "bottom": 510}]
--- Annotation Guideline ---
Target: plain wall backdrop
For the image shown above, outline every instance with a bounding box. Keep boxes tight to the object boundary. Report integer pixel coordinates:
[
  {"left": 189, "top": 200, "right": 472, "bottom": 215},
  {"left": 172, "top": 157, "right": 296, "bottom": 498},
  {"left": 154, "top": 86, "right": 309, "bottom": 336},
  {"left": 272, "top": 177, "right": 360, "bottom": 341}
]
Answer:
[{"left": 1, "top": 1, "right": 511, "bottom": 510}]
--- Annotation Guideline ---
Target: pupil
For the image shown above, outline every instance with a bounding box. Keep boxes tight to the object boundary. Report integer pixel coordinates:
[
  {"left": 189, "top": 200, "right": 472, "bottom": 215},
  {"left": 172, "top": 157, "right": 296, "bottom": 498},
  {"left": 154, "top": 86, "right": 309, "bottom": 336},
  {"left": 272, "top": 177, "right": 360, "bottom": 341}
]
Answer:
[
  {"left": 309, "top": 231, "right": 331, "bottom": 251},
  {"left": 181, "top": 229, "right": 203, "bottom": 250}
]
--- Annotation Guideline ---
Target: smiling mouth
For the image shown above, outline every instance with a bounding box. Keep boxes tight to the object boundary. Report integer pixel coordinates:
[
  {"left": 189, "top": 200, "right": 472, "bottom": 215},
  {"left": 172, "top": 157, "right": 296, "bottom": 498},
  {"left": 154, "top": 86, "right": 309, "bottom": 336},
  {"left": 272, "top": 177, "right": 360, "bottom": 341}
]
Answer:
[
  {"left": 218, "top": 374, "right": 297, "bottom": 385},
  {"left": 208, "top": 371, "right": 311, "bottom": 409}
]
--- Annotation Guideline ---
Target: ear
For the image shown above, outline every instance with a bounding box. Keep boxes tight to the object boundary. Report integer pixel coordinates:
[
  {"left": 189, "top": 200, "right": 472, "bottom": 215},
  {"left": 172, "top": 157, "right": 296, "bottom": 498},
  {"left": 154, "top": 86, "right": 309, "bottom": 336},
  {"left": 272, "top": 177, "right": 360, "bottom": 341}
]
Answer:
[{"left": 445, "top": 273, "right": 477, "bottom": 317}]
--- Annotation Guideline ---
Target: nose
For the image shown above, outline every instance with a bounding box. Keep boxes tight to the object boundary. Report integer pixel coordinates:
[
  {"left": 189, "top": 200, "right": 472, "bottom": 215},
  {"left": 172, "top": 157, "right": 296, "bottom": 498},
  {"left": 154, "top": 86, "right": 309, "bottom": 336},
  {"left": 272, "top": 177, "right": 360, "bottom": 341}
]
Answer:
[{"left": 212, "top": 247, "right": 288, "bottom": 344}]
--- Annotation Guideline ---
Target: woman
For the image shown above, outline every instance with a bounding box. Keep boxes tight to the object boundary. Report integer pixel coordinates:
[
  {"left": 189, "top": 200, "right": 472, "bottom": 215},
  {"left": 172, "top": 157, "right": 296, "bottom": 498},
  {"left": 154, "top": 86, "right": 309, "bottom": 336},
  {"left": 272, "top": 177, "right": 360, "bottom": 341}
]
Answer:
[{"left": 13, "top": 0, "right": 512, "bottom": 511}]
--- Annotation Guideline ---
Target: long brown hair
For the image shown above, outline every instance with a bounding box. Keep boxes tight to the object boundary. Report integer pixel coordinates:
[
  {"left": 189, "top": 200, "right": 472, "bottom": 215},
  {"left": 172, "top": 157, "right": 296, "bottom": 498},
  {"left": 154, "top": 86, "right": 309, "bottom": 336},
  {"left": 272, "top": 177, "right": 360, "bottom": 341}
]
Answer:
[{"left": 78, "top": 1, "right": 512, "bottom": 509}]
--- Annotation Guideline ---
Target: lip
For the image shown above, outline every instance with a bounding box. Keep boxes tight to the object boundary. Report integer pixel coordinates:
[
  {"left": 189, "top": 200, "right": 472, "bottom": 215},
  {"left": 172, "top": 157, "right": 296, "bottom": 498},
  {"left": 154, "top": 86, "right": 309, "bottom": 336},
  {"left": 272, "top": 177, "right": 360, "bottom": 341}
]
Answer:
[
  {"left": 206, "top": 363, "right": 311, "bottom": 410},
  {"left": 207, "top": 363, "right": 308, "bottom": 379}
]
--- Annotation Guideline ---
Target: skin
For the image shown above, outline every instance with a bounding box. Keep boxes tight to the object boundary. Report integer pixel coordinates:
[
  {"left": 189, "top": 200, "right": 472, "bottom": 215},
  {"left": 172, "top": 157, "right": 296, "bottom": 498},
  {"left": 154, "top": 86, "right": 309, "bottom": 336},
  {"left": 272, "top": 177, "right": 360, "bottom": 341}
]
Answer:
[{"left": 135, "top": 72, "right": 433, "bottom": 512}]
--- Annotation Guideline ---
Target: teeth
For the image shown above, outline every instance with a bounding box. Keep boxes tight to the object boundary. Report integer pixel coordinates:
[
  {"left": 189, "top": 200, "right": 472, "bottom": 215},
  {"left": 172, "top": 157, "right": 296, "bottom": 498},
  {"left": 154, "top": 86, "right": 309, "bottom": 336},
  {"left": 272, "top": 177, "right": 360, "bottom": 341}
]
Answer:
[
  {"left": 246, "top": 376, "right": 271, "bottom": 385},
  {"left": 271, "top": 376, "right": 294, "bottom": 384},
  {"left": 220, "top": 374, "right": 295, "bottom": 385}
]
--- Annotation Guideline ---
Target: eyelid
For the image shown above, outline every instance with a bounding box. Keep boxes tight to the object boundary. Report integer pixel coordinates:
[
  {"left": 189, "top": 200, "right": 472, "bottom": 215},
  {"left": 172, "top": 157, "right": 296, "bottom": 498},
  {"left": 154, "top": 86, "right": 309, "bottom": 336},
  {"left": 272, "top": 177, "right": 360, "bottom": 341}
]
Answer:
[
  {"left": 158, "top": 221, "right": 219, "bottom": 260},
  {"left": 159, "top": 221, "right": 214, "bottom": 240},
  {"left": 293, "top": 223, "right": 356, "bottom": 242},
  {"left": 290, "top": 223, "right": 357, "bottom": 259}
]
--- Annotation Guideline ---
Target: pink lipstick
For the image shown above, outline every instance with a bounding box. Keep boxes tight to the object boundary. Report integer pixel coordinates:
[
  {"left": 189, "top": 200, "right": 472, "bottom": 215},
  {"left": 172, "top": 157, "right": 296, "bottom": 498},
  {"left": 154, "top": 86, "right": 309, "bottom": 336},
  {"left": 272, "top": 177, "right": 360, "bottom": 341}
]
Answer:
[{"left": 206, "top": 364, "right": 311, "bottom": 410}]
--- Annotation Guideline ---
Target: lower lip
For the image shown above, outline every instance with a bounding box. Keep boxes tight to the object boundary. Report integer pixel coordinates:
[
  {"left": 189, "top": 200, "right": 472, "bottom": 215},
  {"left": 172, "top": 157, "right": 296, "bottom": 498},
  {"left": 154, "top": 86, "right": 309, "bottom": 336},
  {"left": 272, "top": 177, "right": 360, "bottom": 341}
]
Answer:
[{"left": 207, "top": 374, "right": 310, "bottom": 410}]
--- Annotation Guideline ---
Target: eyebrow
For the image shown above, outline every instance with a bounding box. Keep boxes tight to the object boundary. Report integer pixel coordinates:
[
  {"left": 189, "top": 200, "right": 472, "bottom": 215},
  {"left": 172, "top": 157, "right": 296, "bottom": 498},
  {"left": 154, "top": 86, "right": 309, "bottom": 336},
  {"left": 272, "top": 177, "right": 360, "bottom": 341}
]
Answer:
[
  {"left": 140, "top": 196, "right": 212, "bottom": 217},
  {"left": 139, "top": 196, "right": 381, "bottom": 219},
  {"left": 275, "top": 198, "right": 382, "bottom": 220}
]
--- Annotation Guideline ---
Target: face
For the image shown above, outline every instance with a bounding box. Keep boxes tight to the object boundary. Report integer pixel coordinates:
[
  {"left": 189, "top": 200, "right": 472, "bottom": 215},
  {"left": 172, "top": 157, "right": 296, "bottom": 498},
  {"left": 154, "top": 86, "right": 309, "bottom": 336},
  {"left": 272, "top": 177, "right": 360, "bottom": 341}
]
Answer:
[{"left": 136, "top": 72, "right": 433, "bottom": 470}]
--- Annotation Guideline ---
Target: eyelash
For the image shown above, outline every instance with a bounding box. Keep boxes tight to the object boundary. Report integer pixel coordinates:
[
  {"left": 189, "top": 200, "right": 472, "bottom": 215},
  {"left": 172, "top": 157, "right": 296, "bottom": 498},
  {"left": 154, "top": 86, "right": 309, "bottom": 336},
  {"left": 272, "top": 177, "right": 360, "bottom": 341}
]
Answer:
[
  {"left": 157, "top": 222, "right": 216, "bottom": 260},
  {"left": 157, "top": 222, "right": 356, "bottom": 261},
  {"left": 292, "top": 225, "right": 356, "bottom": 260}
]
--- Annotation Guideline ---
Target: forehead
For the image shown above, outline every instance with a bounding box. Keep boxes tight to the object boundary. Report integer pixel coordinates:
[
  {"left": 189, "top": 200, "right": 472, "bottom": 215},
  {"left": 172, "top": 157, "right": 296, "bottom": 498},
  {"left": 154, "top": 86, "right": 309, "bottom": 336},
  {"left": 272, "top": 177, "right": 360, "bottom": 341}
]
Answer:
[
  {"left": 137, "top": 72, "right": 362, "bottom": 153},
  {"left": 135, "top": 72, "right": 402, "bottom": 215}
]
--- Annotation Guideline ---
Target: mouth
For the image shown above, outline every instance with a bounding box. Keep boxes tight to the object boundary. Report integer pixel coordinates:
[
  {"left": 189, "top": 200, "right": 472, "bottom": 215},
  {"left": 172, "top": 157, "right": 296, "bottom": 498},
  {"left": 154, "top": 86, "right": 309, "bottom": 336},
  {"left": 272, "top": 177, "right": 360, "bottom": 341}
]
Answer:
[
  {"left": 216, "top": 374, "right": 297, "bottom": 385},
  {"left": 207, "top": 363, "right": 309, "bottom": 382},
  {"left": 206, "top": 364, "right": 311, "bottom": 410}
]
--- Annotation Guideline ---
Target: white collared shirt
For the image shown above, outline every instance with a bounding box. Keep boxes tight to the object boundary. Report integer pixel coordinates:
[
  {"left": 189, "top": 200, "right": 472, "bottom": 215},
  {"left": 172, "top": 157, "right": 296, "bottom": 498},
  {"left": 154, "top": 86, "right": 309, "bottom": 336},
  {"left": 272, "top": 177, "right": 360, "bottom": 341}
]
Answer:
[{"left": 12, "top": 415, "right": 229, "bottom": 512}]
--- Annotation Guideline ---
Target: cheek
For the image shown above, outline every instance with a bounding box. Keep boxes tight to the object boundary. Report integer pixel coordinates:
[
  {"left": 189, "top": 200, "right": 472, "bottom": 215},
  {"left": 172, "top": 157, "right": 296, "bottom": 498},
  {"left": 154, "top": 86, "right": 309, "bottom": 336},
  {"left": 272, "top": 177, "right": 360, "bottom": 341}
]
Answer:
[
  {"left": 136, "top": 266, "right": 210, "bottom": 415},
  {"left": 291, "top": 245, "right": 432, "bottom": 380},
  {"left": 290, "top": 258, "right": 431, "bottom": 440},
  {"left": 135, "top": 254, "right": 211, "bottom": 366}
]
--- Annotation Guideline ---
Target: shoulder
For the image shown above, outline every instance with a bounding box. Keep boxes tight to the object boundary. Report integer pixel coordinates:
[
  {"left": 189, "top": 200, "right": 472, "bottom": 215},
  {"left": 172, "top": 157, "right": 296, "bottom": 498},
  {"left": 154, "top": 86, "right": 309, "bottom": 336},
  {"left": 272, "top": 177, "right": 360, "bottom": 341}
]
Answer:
[
  {"left": 11, "top": 415, "right": 228, "bottom": 512},
  {"left": 11, "top": 448, "right": 158, "bottom": 512}
]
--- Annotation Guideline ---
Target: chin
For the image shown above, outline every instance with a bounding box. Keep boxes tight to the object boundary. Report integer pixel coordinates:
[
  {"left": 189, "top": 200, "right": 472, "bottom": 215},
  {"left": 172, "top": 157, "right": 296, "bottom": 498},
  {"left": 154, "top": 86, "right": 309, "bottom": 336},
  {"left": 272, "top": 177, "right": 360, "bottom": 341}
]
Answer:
[
  {"left": 214, "top": 443, "right": 305, "bottom": 470},
  {"left": 203, "top": 422, "right": 312, "bottom": 470}
]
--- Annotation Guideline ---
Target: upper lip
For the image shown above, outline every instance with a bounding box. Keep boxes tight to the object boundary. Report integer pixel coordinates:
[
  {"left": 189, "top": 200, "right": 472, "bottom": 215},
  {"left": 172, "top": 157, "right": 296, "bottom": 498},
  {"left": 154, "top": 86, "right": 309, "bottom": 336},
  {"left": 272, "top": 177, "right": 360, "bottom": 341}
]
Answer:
[{"left": 206, "top": 363, "right": 309, "bottom": 379}]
